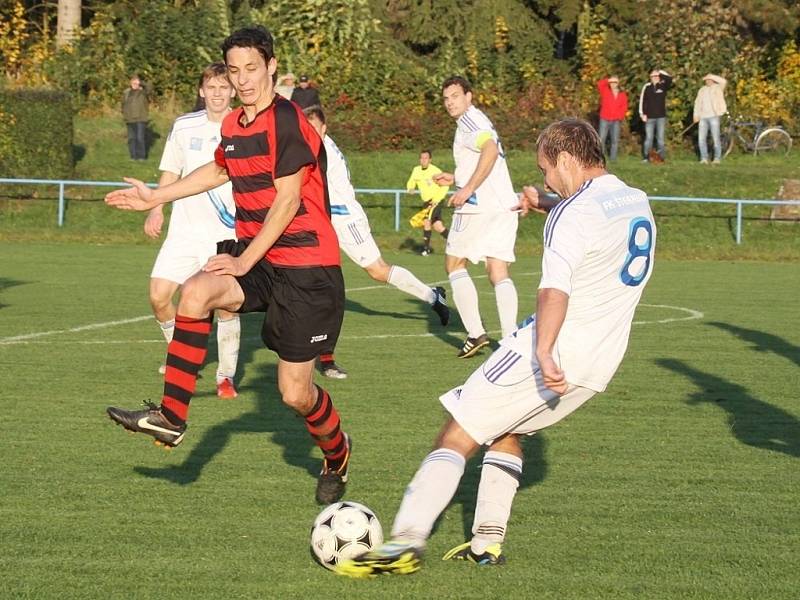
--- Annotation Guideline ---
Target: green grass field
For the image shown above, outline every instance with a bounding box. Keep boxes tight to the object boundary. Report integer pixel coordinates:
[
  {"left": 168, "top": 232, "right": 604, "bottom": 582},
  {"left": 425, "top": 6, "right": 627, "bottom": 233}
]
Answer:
[{"left": 1, "top": 243, "right": 798, "bottom": 599}]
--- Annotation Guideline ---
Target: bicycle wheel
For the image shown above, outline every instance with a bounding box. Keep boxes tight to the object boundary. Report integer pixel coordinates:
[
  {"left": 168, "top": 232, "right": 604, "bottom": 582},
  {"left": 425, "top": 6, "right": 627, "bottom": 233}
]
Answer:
[
  {"left": 721, "top": 128, "right": 735, "bottom": 157},
  {"left": 754, "top": 128, "right": 792, "bottom": 156}
]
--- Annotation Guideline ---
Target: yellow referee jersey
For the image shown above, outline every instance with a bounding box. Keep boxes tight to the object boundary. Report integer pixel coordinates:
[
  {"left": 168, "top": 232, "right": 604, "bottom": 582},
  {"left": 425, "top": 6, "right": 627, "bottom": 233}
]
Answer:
[{"left": 406, "top": 164, "right": 449, "bottom": 203}]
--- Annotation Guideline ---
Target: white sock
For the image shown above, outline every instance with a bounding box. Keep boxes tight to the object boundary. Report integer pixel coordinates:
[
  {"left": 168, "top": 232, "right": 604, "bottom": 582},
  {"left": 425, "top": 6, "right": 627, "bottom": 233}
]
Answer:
[
  {"left": 387, "top": 266, "right": 436, "bottom": 303},
  {"left": 158, "top": 319, "right": 175, "bottom": 343},
  {"left": 470, "top": 451, "right": 522, "bottom": 554},
  {"left": 494, "top": 278, "right": 518, "bottom": 338},
  {"left": 449, "top": 269, "right": 484, "bottom": 338},
  {"left": 391, "top": 448, "right": 466, "bottom": 546},
  {"left": 215, "top": 316, "right": 240, "bottom": 382}
]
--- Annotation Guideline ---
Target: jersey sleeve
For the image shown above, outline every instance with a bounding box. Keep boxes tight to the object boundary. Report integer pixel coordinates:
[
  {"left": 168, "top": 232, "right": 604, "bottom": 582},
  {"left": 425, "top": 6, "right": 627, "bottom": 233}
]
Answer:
[
  {"left": 159, "top": 122, "right": 184, "bottom": 175},
  {"left": 538, "top": 208, "right": 589, "bottom": 296},
  {"left": 274, "top": 102, "right": 315, "bottom": 179},
  {"left": 214, "top": 141, "right": 227, "bottom": 169},
  {"left": 406, "top": 167, "right": 418, "bottom": 191}
]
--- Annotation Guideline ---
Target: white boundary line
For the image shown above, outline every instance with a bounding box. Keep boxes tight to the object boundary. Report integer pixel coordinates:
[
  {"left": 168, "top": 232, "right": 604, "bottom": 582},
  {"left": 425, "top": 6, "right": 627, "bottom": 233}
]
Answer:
[{"left": 0, "top": 300, "right": 702, "bottom": 346}]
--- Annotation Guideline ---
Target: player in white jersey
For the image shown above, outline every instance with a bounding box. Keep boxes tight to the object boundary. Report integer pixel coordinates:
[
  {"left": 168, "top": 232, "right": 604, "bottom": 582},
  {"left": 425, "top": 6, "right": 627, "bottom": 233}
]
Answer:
[
  {"left": 337, "top": 118, "right": 656, "bottom": 577},
  {"left": 432, "top": 76, "right": 520, "bottom": 359},
  {"left": 303, "top": 106, "right": 450, "bottom": 379},
  {"left": 144, "top": 63, "right": 241, "bottom": 399}
]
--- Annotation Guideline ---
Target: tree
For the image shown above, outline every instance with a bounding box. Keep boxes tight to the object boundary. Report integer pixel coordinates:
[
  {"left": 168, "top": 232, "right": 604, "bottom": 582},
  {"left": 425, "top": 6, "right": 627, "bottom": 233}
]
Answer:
[{"left": 56, "top": 0, "right": 80, "bottom": 48}]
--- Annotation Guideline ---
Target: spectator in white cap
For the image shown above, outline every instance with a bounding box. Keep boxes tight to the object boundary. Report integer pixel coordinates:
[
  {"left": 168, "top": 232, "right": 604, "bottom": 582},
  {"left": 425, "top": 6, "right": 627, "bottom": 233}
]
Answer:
[{"left": 693, "top": 73, "right": 727, "bottom": 164}]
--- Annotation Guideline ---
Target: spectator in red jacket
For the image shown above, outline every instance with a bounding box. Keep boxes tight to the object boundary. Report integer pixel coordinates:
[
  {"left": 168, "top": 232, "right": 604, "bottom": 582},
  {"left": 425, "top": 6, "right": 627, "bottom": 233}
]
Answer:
[{"left": 596, "top": 76, "right": 628, "bottom": 161}]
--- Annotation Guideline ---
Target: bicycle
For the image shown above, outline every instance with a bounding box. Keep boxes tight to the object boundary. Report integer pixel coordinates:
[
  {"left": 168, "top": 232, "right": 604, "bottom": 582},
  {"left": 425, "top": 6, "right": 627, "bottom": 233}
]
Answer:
[{"left": 721, "top": 116, "right": 793, "bottom": 157}]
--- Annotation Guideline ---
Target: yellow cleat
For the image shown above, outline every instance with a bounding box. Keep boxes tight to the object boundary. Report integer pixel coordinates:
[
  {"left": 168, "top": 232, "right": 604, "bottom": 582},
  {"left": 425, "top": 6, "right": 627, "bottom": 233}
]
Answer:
[{"left": 335, "top": 541, "right": 422, "bottom": 578}]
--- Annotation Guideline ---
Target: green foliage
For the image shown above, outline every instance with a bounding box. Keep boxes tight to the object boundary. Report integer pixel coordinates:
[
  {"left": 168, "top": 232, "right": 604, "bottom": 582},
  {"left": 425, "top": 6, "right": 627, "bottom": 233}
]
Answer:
[{"left": 0, "top": 88, "right": 73, "bottom": 178}]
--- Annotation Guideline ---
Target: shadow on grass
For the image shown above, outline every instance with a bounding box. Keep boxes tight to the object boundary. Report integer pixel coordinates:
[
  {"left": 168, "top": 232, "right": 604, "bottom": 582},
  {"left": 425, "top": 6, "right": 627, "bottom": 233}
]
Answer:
[
  {"left": 134, "top": 313, "right": 318, "bottom": 484},
  {"left": 0, "top": 277, "right": 28, "bottom": 309},
  {"left": 707, "top": 321, "right": 800, "bottom": 367},
  {"left": 657, "top": 358, "right": 800, "bottom": 458}
]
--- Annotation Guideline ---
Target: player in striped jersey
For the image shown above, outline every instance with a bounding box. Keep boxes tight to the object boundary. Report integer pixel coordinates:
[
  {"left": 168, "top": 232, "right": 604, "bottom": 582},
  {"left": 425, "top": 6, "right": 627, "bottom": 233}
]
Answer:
[
  {"left": 434, "top": 77, "right": 520, "bottom": 359},
  {"left": 303, "top": 106, "right": 449, "bottom": 379},
  {"left": 105, "top": 26, "right": 353, "bottom": 505},
  {"left": 144, "top": 63, "right": 240, "bottom": 399},
  {"left": 337, "top": 119, "right": 656, "bottom": 577}
]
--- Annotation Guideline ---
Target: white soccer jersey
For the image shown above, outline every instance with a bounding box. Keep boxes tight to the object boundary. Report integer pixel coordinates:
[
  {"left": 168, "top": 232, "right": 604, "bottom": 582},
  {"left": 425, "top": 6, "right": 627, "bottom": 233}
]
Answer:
[
  {"left": 159, "top": 110, "right": 236, "bottom": 242},
  {"left": 324, "top": 135, "right": 368, "bottom": 223},
  {"left": 452, "top": 105, "right": 518, "bottom": 214},
  {"left": 501, "top": 174, "right": 656, "bottom": 392}
]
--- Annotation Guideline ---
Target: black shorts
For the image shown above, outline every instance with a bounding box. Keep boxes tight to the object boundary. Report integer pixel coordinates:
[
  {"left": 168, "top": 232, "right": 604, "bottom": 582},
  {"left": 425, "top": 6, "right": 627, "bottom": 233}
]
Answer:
[
  {"left": 425, "top": 200, "right": 445, "bottom": 224},
  {"left": 217, "top": 239, "right": 345, "bottom": 362}
]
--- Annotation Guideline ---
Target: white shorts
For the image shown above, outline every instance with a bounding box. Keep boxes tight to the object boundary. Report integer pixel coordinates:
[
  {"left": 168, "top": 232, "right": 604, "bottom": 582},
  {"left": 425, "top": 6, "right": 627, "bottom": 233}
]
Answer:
[
  {"left": 440, "top": 346, "right": 596, "bottom": 446},
  {"left": 335, "top": 218, "right": 381, "bottom": 268},
  {"left": 150, "top": 236, "right": 221, "bottom": 284},
  {"left": 445, "top": 211, "right": 518, "bottom": 264}
]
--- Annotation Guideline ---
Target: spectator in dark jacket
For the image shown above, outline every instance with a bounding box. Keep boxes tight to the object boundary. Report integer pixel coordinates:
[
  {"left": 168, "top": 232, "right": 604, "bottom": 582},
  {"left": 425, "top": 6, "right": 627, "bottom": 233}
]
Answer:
[
  {"left": 290, "top": 74, "right": 321, "bottom": 109},
  {"left": 638, "top": 69, "right": 672, "bottom": 162},
  {"left": 597, "top": 75, "right": 628, "bottom": 161},
  {"left": 121, "top": 74, "right": 151, "bottom": 160}
]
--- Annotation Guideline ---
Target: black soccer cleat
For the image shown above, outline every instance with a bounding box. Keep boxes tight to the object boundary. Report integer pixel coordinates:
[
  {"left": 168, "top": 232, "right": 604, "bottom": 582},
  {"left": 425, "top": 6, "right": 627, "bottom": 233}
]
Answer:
[
  {"left": 320, "top": 360, "right": 348, "bottom": 380},
  {"left": 457, "top": 333, "right": 490, "bottom": 358},
  {"left": 316, "top": 433, "right": 352, "bottom": 504},
  {"left": 107, "top": 401, "right": 186, "bottom": 448},
  {"left": 431, "top": 286, "right": 450, "bottom": 326}
]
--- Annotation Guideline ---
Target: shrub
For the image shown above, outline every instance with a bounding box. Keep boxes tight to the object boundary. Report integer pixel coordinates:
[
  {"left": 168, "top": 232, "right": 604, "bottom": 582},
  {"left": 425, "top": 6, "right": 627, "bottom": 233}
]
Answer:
[{"left": 0, "top": 88, "right": 74, "bottom": 178}]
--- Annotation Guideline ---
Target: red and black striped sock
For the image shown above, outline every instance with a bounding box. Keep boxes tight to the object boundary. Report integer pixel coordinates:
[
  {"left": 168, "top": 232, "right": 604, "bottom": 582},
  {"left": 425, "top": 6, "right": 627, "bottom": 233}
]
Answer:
[
  {"left": 319, "top": 353, "right": 335, "bottom": 364},
  {"left": 304, "top": 385, "right": 347, "bottom": 471},
  {"left": 160, "top": 314, "right": 212, "bottom": 427}
]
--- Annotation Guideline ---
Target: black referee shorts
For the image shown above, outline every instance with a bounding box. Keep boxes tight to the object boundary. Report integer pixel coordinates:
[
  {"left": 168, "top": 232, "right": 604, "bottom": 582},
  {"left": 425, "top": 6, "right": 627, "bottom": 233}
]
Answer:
[{"left": 217, "top": 239, "right": 345, "bottom": 363}]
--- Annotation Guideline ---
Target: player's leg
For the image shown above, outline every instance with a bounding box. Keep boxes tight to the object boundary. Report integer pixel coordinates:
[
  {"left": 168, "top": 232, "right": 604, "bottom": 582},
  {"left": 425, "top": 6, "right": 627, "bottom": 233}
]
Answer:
[
  {"left": 442, "top": 433, "right": 522, "bottom": 565},
  {"left": 336, "top": 417, "right": 478, "bottom": 578},
  {"left": 149, "top": 277, "right": 179, "bottom": 345},
  {"left": 278, "top": 358, "right": 351, "bottom": 503},
  {"left": 214, "top": 308, "right": 240, "bottom": 398},
  {"left": 107, "top": 271, "right": 244, "bottom": 446},
  {"left": 422, "top": 218, "right": 433, "bottom": 255},
  {"left": 446, "top": 247, "right": 487, "bottom": 357},
  {"left": 486, "top": 258, "right": 518, "bottom": 338}
]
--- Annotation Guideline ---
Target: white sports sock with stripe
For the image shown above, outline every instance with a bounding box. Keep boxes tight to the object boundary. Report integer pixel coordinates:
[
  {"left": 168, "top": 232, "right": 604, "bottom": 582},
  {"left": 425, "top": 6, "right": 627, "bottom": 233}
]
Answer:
[
  {"left": 494, "top": 278, "right": 518, "bottom": 338},
  {"left": 158, "top": 319, "right": 175, "bottom": 344},
  {"left": 215, "top": 316, "right": 240, "bottom": 382},
  {"left": 449, "top": 269, "right": 484, "bottom": 338},
  {"left": 470, "top": 450, "right": 522, "bottom": 554},
  {"left": 387, "top": 266, "right": 436, "bottom": 303},
  {"left": 391, "top": 448, "right": 466, "bottom": 546}
]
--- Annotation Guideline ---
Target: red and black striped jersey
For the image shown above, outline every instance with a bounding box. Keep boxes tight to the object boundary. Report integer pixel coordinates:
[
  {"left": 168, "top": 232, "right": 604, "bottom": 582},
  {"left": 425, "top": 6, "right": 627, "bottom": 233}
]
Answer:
[{"left": 214, "top": 95, "right": 338, "bottom": 268}]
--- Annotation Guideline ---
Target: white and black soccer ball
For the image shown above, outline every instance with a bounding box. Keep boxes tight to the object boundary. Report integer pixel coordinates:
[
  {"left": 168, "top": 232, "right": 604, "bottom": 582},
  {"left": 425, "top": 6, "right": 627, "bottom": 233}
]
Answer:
[{"left": 310, "top": 501, "right": 383, "bottom": 570}]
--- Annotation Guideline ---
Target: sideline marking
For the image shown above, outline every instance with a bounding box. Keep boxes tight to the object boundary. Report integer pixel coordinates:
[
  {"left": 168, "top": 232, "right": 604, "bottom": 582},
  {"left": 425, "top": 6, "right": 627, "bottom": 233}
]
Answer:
[
  {"left": 0, "top": 271, "right": 539, "bottom": 345},
  {"left": 0, "top": 302, "right": 702, "bottom": 345}
]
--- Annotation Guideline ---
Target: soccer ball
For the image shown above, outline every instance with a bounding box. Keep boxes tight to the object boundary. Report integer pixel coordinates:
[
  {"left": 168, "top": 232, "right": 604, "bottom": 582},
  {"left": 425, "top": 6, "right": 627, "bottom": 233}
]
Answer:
[{"left": 310, "top": 501, "right": 383, "bottom": 570}]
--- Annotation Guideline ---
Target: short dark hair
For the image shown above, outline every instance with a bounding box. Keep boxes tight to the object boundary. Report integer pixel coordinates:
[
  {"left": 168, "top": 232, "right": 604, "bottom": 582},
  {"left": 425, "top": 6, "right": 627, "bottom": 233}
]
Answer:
[
  {"left": 303, "top": 104, "right": 325, "bottom": 125},
  {"left": 442, "top": 76, "right": 471, "bottom": 94},
  {"left": 420, "top": 149, "right": 431, "bottom": 157},
  {"left": 221, "top": 26, "right": 275, "bottom": 67},
  {"left": 536, "top": 118, "right": 606, "bottom": 169}
]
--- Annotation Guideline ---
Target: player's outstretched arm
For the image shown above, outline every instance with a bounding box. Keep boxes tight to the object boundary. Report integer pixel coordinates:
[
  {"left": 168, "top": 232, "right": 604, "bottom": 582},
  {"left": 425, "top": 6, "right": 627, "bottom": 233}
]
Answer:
[
  {"left": 535, "top": 287, "right": 569, "bottom": 394},
  {"left": 106, "top": 161, "right": 229, "bottom": 212},
  {"left": 432, "top": 172, "right": 455, "bottom": 187}
]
